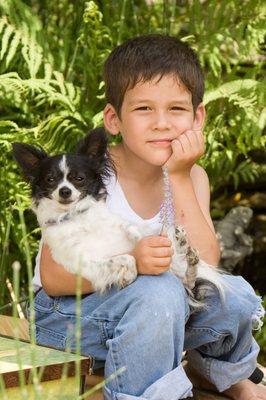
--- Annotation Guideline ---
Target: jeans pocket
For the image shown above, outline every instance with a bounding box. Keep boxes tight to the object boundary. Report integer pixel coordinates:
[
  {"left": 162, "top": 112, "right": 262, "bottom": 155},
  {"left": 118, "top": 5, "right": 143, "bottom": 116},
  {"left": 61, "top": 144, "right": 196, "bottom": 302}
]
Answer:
[
  {"left": 34, "top": 289, "right": 59, "bottom": 314},
  {"left": 98, "top": 319, "right": 118, "bottom": 347},
  {"left": 35, "top": 324, "right": 67, "bottom": 350}
]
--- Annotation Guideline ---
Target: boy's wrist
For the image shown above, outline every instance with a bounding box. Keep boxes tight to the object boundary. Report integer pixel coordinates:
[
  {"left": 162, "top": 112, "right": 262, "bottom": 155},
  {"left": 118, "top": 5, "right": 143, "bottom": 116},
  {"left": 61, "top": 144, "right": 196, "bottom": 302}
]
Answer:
[{"left": 168, "top": 170, "right": 191, "bottom": 182}]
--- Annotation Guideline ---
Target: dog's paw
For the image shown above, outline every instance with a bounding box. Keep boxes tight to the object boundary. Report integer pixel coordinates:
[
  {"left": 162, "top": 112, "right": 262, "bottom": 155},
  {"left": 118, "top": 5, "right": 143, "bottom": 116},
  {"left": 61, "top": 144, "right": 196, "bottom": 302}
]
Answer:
[
  {"left": 116, "top": 255, "right": 138, "bottom": 288},
  {"left": 183, "top": 263, "right": 198, "bottom": 290},
  {"left": 175, "top": 226, "right": 187, "bottom": 247},
  {"left": 186, "top": 246, "right": 199, "bottom": 266},
  {"left": 125, "top": 225, "right": 142, "bottom": 242}
]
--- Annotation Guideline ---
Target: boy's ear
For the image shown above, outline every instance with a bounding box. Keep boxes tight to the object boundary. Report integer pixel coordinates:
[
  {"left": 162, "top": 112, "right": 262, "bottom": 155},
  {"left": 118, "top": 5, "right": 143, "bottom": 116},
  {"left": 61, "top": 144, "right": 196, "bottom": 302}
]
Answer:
[
  {"left": 192, "top": 103, "right": 206, "bottom": 130},
  {"left": 76, "top": 127, "right": 108, "bottom": 158},
  {"left": 12, "top": 143, "right": 47, "bottom": 181},
  {"left": 103, "top": 103, "right": 121, "bottom": 136}
]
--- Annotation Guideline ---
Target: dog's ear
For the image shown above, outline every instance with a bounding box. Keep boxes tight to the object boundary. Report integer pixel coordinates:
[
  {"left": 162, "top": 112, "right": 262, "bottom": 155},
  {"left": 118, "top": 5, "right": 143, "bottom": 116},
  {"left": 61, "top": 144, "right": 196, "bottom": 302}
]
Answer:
[
  {"left": 76, "top": 128, "right": 108, "bottom": 159},
  {"left": 12, "top": 143, "right": 48, "bottom": 181}
]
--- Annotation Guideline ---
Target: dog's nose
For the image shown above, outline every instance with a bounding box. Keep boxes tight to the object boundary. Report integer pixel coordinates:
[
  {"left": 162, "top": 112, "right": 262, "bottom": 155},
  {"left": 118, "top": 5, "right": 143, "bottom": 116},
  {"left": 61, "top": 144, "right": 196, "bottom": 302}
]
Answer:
[{"left": 59, "top": 186, "right": 72, "bottom": 199}]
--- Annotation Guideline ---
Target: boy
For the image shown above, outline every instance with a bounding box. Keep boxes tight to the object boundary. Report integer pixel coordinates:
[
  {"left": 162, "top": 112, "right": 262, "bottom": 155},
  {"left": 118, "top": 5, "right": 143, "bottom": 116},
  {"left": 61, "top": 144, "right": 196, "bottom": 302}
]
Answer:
[{"left": 34, "top": 35, "right": 265, "bottom": 399}]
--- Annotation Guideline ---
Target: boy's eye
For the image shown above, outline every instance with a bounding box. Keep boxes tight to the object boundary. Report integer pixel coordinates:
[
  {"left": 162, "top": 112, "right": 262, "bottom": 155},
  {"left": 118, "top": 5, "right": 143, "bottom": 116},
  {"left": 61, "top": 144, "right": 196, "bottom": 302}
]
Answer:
[
  {"left": 171, "top": 107, "right": 185, "bottom": 111},
  {"left": 135, "top": 106, "right": 150, "bottom": 111}
]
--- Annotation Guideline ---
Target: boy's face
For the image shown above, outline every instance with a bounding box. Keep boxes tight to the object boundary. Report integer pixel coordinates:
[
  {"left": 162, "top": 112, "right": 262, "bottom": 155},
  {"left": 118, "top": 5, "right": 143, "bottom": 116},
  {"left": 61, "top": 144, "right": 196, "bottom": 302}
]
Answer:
[{"left": 104, "top": 74, "right": 205, "bottom": 167}]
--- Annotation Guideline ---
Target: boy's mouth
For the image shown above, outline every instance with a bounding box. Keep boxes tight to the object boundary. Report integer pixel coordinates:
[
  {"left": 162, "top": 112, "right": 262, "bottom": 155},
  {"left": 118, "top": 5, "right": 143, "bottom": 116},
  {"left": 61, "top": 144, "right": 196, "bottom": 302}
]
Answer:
[{"left": 148, "top": 139, "right": 173, "bottom": 147}]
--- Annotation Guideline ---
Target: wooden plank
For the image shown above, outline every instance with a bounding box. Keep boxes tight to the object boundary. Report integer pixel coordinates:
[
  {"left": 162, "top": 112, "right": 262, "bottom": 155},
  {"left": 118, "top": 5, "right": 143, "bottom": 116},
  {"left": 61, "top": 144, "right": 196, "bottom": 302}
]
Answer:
[
  {"left": 0, "top": 315, "right": 29, "bottom": 342},
  {"left": 0, "top": 337, "right": 91, "bottom": 388},
  {"left": 1, "top": 376, "right": 78, "bottom": 400},
  {"left": 193, "top": 388, "right": 230, "bottom": 399},
  {"left": 0, "top": 337, "right": 89, "bottom": 372},
  {"left": 2, "top": 359, "right": 90, "bottom": 388}
]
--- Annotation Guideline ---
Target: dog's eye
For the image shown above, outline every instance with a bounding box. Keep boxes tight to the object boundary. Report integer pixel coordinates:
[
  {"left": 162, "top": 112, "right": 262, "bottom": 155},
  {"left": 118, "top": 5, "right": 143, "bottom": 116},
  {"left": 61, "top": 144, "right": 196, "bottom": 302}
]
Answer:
[
  {"left": 46, "top": 176, "right": 55, "bottom": 183},
  {"left": 75, "top": 176, "right": 84, "bottom": 181}
]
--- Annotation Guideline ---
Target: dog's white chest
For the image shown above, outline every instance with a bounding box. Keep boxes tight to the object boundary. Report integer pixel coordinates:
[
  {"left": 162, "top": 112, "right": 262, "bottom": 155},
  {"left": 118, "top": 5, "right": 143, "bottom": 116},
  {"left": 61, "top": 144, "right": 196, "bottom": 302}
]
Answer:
[{"left": 43, "top": 201, "right": 141, "bottom": 260}]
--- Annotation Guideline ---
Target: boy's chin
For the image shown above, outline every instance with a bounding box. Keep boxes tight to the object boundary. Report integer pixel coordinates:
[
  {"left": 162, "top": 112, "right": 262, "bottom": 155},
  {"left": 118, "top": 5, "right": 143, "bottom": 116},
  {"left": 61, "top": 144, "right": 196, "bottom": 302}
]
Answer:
[{"left": 149, "top": 153, "right": 172, "bottom": 167}]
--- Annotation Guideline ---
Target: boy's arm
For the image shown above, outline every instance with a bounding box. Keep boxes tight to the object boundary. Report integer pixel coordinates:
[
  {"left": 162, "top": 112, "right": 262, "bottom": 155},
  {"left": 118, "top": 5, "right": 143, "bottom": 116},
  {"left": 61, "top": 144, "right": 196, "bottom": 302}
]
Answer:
[
  {"left": 40, "top": 243, "right": 95, "bottom": 296},
  {"left": 169, "top": 164, "right": 220, "bottom": 266},
  {"left": 165, "top": 128, "right": 220, "bottom": 266}
]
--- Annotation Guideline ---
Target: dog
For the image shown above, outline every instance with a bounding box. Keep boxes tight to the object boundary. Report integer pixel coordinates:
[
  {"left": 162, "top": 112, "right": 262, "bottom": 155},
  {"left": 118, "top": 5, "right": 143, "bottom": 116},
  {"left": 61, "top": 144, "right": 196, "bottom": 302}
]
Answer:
[{"left": 13, "top": 128, "right": 226, "bottom": 303}]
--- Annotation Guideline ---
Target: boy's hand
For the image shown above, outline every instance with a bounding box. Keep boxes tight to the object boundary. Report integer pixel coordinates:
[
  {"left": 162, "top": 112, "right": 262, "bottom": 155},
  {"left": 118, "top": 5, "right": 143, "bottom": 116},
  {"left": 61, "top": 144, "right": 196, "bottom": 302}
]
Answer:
[
  {"left": 165, "top": 129, "right": 205, "bottom": 176},
  {"left": 131, "top": 233, "right": 173, "bottom": 275}
]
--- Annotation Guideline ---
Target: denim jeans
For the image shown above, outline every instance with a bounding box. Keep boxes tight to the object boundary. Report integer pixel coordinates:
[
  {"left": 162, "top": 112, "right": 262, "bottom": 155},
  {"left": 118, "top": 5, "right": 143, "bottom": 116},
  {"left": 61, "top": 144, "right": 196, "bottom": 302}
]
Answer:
[{"left": 29, "top": 273, "right": 263, "bottom": 399}]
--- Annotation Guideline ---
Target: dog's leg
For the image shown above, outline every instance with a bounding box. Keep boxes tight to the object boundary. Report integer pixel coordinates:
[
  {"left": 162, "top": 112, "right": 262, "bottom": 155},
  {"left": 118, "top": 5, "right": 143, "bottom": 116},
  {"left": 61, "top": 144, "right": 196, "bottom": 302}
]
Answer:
[
  {"left": 183, "top": 246, "right": 199, "bottom": 290},
  {"left": 81, "top": 254, "right": 138, "bottom": 293},
  {"left": 170, "top": 226, "right": 199, "bottom": 290},
  {"left": 169, "top": 226, "right": 188, "bottom": 278},
  {"left": 122, "top": 223, "right": 142, "bottom": 242}
]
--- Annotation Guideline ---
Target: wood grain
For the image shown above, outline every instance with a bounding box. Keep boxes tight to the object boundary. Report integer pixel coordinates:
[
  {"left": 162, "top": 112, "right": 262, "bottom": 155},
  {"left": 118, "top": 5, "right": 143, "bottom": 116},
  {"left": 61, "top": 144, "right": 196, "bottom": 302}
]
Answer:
[{"left": 0, "top": 337, "right": 91, "bottom": 388}]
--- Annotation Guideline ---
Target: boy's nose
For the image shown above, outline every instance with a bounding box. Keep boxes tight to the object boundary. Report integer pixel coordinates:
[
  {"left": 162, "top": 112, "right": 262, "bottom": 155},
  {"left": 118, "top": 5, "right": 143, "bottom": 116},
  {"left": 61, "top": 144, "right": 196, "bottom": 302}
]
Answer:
[{"left": 152, "top": 112, "right": 171, "bottom": 130}]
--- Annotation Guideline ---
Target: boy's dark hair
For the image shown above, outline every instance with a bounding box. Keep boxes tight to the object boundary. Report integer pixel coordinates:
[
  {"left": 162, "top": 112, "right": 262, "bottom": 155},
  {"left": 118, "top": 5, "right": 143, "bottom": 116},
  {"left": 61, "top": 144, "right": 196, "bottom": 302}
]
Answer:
[{"left": 103, "top": 34, "right": 204, "bottom": 117}]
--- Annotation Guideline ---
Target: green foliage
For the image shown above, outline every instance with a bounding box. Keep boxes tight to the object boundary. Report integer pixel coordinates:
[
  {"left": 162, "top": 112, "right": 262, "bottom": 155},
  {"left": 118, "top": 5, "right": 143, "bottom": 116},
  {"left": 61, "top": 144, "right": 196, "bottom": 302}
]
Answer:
[
  {"left": 0, "top": 0, "right": 265, "bottom": 306},
  {"left": 255, "top": 296, "right": 266, "bottom": 365}
]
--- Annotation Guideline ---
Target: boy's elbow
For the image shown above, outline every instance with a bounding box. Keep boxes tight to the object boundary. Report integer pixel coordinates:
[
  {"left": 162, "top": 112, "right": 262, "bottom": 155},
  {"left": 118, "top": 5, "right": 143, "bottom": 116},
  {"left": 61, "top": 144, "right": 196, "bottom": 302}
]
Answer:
[
  {"left": 40, "top": 274, "right": 57, "bottom": 297},
  {"left": 210, "top": 253, "right": 221, "bottom": 267},
  {"left": 201, "top": 242, "right": 221, "bottom": 267},
  {"left": 216, "top": 245, "right": 221, "bottom": 265},
  {"left": 214, "top": 236, "right": 221, "bottom": 265},
  {"left": 210, "top": 244, "right": 221, "bottom": 267}
]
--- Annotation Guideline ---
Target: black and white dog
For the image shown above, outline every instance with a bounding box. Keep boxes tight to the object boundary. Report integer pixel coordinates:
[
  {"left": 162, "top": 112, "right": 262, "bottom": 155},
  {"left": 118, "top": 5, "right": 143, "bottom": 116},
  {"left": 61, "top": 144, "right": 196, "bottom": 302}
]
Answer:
[{"left": 13, "top": 128, "right": 225, "bottom": 299}]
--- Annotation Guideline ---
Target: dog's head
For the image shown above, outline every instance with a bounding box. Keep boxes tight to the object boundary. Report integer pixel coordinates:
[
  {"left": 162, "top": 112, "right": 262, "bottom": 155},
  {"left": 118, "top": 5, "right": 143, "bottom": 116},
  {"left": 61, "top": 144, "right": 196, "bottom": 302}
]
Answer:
[{"left": 12, "top": 128, "right": 114, "bottom": 211}]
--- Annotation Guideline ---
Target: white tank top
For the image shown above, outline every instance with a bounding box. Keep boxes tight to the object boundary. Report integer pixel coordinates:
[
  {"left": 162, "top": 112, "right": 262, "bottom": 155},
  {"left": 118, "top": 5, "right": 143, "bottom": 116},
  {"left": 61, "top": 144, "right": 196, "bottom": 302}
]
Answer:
[{"left": 32, "top": 174, "right": 163, "bottom": 291}]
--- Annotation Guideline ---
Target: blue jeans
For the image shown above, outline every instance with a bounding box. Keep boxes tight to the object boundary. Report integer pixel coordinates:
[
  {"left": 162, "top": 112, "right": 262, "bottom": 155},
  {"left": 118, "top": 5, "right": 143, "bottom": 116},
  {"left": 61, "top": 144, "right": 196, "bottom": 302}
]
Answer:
[{"left": 29, "top": 273, "right": 263, "bottom": 399}]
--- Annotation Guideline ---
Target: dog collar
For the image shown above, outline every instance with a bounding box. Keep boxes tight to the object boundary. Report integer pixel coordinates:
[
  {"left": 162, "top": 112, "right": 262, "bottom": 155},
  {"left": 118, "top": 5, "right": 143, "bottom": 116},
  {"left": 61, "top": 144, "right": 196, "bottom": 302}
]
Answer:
[{"left": 44, "top": 206, "right": 90, "bottom": 227}]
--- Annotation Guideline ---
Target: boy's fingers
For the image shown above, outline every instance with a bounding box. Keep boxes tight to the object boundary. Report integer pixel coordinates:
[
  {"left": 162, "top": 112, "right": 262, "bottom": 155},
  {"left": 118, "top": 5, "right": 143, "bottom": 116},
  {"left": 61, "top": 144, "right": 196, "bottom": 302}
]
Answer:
[
  {"left": 153, "top": 257, "right": 172, "bottom": 268},
  {"left": 152, "top": 247, "right": 174, "bottom": 258},
  {"left": 146, "top": 236, "right": 172, "bottom": 247}
]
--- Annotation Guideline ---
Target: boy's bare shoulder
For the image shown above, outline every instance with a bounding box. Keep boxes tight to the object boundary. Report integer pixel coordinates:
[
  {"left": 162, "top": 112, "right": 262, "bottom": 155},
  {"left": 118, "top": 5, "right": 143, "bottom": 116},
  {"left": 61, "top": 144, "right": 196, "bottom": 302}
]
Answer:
[
  {"left": 190, "top": 163, "right": 209, "bottom": 183},
  {"left": 190, "top": 164, "right": 210, "bottom": 201},
  {"left": 190, "top": 164, "right": 216, "bottom": 233}
]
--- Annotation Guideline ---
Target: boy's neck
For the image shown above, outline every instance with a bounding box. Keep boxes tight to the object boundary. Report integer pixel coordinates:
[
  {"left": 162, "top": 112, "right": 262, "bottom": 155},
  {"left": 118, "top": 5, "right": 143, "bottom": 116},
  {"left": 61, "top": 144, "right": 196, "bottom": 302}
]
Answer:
[{"left": 110, "top": 142, "right": 162, "bottom": 185}]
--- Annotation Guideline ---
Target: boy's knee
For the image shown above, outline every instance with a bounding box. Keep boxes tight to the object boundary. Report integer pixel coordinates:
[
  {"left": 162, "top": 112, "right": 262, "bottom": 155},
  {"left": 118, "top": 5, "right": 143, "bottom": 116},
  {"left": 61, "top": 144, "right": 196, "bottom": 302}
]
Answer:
[
  {"left": 222, "top": 275, "right": 263, "bottom": 326},
  {"left": 134, "top": 271, "right": 185, "bottom": 297},
  {"left": 130, "top": 272, "right": 189, "bottom": 316}
]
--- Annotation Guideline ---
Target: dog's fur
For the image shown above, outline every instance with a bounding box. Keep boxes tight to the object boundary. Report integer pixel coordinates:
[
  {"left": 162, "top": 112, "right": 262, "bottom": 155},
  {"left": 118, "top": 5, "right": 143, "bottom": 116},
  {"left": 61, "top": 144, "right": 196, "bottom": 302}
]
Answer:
[{"left": 13, "top": 128, "right": 227, "bottom": 303}]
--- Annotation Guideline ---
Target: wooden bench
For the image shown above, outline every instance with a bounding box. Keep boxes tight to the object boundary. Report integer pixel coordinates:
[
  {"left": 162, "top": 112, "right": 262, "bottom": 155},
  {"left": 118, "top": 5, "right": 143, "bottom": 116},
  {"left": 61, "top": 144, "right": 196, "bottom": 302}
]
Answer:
[
  {"left": 0, "top": 336, "right": 92, "bottom": 399},
  {"left": 0, "top": 315, "right": 103, "bottom": 399},
  {"left": 1, "top": 314, "right": 263, "bottom": 399}
]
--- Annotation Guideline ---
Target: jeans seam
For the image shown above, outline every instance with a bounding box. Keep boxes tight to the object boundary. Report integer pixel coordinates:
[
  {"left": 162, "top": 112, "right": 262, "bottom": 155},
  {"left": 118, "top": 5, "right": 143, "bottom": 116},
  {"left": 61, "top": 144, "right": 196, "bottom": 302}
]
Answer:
[
  {"left": 205, "top": 357, "right": 212, "bottom": 380},
  {"left": 109, "top": 339, "right": 124, "bottom": 394},
  {"left": 186, "top": 326, "right": 228, "bottom": 338},
  {"left": 98, "top": 320, "right": 109, "bottom": 346}
]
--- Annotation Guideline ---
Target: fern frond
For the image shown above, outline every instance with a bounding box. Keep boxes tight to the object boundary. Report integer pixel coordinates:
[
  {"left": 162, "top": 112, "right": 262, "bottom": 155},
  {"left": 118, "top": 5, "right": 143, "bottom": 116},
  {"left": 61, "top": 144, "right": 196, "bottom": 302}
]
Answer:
[
  {"left": 230, "top": 160, "right": 261, "bottom": 189},
  {"left": 0, "top": 23, "right": 13, "bottom": 60},
  {"left": 204, "top": 79, "right": 261, "bottom": 105},
  {"left": 0, "top": 16, "right": 45, "bottom": 77}
]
